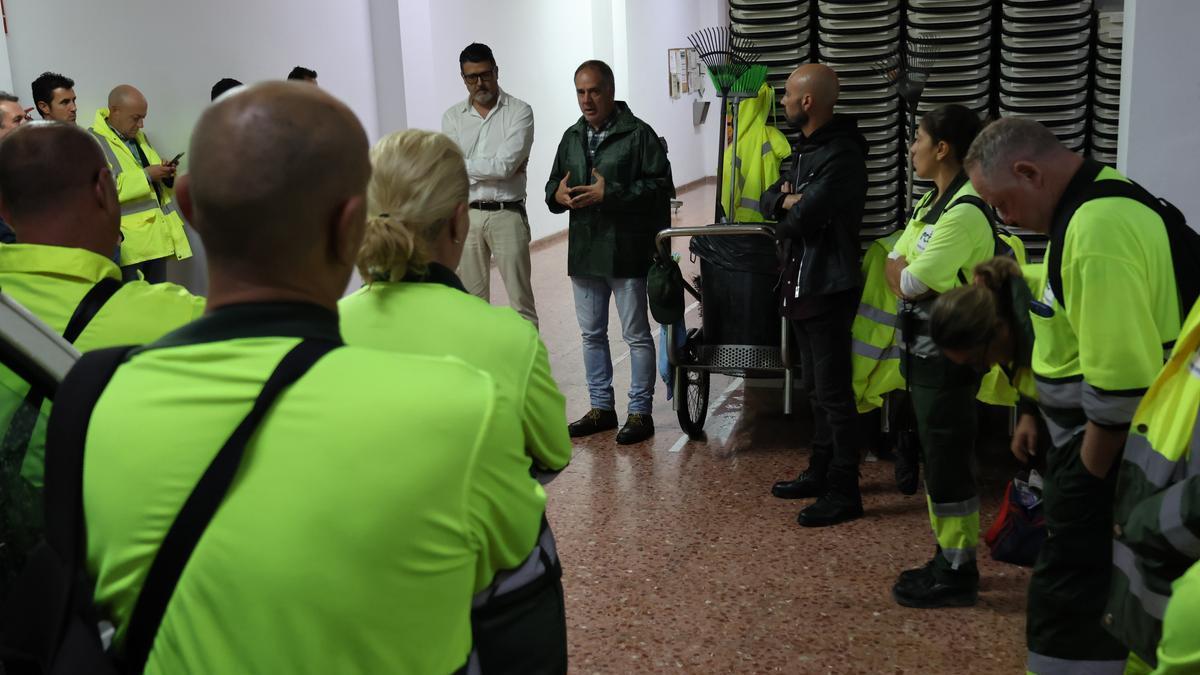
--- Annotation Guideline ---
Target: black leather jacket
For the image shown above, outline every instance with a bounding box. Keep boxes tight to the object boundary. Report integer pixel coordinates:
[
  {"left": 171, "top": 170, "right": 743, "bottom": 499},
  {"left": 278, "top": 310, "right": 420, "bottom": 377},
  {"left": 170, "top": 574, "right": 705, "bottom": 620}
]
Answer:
[{"left": 760, "top": 114, "right": 868, "bottom": 317}]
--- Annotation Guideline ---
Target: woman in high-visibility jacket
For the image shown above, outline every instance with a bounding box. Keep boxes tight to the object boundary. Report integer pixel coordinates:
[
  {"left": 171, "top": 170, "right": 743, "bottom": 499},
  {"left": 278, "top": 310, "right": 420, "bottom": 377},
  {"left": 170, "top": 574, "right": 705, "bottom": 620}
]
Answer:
[
  {"left": 884, "top": 104, "right": 996, "bottom": 608},
  {"left": 337, "top": 129, "right": 570, "bottom": 672}
]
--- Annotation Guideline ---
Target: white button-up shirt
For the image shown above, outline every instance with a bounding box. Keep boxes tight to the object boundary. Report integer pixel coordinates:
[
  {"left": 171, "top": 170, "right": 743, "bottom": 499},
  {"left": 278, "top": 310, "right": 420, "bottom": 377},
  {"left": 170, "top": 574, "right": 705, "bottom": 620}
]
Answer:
[{"left": 441, "top": 90, "right": 534, "bottom": 203}]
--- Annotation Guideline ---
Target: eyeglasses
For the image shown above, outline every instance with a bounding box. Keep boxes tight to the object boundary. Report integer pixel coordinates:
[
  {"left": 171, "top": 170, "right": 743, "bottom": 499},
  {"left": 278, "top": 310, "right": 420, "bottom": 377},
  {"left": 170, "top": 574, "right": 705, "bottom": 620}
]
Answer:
[{"left": 462, "top": 69, "right": 496, "bottom": 85}]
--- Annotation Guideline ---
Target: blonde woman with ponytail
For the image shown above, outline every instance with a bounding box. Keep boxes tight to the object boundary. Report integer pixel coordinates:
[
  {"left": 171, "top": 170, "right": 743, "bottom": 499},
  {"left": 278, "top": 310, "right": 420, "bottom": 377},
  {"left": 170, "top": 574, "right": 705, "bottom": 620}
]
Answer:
[
  {"left": 340, "top": 129, "right": 571, "bottom": 475},
  {"left": 339, "top": 129, "right": 570, "bottom": 671}
]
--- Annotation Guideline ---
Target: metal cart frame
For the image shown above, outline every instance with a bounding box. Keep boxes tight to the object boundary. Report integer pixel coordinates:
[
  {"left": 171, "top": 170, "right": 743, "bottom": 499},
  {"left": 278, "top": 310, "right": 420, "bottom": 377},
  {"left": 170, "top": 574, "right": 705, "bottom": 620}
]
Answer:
[{"left": 656, "top": 224, "right": 798, "bottom": 439}]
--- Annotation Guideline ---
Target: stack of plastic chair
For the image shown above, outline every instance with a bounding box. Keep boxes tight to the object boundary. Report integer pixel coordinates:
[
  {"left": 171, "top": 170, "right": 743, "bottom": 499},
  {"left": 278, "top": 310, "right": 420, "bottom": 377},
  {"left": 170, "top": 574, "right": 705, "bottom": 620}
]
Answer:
[
  {"left": 905, "top": 0, "right": 994, "bottom": 203},
  {"left": 999, "top": 0, "right": 1094, "bottom": 152},
  {"left": 1090, "top": 8, "right": 1122, "bottom": 167},
  {"left": 817, "top": 0, "right": 904, "bottom": 242},
  {"left": 731, "top": 0, "right": 812, "bottom": 111}
]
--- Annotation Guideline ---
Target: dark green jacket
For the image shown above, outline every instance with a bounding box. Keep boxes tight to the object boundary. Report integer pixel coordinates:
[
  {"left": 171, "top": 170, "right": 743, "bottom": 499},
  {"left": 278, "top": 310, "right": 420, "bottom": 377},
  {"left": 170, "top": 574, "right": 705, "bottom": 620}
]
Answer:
[{"left": 544, "top": 102, "right": 674, "bottom": 278}]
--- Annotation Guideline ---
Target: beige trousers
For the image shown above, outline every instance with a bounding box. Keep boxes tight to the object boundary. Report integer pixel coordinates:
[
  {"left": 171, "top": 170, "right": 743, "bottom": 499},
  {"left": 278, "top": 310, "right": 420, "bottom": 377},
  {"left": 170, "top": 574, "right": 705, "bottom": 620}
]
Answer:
[{"left": 458, "top": 207, "right": 539, "bottom": 328}]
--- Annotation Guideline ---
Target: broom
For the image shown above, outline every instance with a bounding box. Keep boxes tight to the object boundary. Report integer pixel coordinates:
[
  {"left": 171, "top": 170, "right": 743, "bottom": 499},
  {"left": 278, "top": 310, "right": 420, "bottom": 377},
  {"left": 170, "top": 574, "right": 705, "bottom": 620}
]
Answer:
[
  {"left": 688, "top": 26, "right": 768, "bottom": 222},
  {"left": 874, "top": 38, "right": 941, "bottom": 213}
]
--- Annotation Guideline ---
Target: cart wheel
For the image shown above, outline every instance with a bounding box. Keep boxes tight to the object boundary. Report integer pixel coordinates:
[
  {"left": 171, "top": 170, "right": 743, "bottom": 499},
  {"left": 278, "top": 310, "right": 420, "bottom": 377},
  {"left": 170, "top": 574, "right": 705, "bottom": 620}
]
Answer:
[{"left": 677, "top": 368, "right": 710, "bottom": 439}]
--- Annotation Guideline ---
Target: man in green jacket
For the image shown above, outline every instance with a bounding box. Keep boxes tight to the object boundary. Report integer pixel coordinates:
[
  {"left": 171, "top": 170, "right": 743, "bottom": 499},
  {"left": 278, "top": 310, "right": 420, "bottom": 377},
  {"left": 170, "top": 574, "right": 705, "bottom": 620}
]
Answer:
[{"left": 545, "top": 59, "right": 674, "bottom": 445}]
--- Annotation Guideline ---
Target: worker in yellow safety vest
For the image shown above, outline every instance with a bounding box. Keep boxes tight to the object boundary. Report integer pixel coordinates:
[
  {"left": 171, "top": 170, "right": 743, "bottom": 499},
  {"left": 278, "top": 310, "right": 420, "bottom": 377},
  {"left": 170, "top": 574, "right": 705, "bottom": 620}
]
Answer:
[
  {"left": 884, "top": 104, "right": 999, "bottom": 608},
  {"left": 966, "top": 117, "right": 1180, "bottom": 675},
  {"left": 0, "top": 122, "right": 203, "bottom": 598},
  {"left": 89, "top": 85, "right": 191, "bottom": 283}
]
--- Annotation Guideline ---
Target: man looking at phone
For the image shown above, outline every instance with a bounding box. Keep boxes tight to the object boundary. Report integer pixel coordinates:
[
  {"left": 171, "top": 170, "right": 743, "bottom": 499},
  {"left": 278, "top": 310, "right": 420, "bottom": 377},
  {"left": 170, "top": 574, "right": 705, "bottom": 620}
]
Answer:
[
  {"left": 90, "top": 84, "right": 192, "bottom": 282},
  {"left": 545, "top": 59, "right": 673, "bottom": 445}
]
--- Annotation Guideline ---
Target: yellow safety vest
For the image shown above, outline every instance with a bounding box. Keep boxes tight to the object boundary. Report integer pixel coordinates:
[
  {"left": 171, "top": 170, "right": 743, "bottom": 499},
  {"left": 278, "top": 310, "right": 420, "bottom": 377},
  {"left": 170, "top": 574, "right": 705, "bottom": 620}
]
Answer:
[
  {"left": 89, "top": 109, "right": 192, "bottom": 266},
  {"left": 0, "top": 243, "right": 205, "bottom": 486},
  {"left": 1106, "top": 296, "right": 1200, "bottom": 666},
  {"left": 852, "top": 231, "right": 903, "bottom": 412},
  {"left": 720, "top": 84, "right": 792, "bottom": 222}
]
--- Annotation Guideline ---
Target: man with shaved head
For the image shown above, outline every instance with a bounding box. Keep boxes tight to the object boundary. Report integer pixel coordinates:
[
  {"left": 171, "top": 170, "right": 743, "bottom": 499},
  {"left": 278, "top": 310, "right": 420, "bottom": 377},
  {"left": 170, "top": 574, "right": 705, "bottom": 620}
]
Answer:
[
  {"left": 967, "top": 117, "right": 1182, "bottom": 674},
  {"left": 70, "top": 82, "right": 544, "bottom": 673},
  {"left": 760, "top": 63, "right": 868, "bottom": 527},
  {"left": 89, "top": 84, "right": 191, "bottom": 283},
  {"left": 0, "top": 123, "right": 202, "bottom": 579}
]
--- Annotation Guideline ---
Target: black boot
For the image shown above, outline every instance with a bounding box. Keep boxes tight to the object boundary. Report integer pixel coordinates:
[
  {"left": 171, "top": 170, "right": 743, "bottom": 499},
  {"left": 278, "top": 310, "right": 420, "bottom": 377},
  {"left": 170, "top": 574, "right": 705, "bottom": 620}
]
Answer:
[
  {"left": 892, "top": 562, "right": 979, "bottom": 609},
  {"left": 896, "top": 550, "right": 940, "bottom": 586},
  {"left": 771, "top": 453, "right": 830, "bottom": 499},
  {"left": 797, "top": 469, "right": 863, "bottom": 527}
]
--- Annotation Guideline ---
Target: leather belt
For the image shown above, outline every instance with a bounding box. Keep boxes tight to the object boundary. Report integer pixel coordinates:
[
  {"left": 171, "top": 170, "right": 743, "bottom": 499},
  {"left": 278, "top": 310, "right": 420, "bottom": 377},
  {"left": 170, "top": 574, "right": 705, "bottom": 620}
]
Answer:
[{"left": 469, "top": 200, "right": 525, "bottom": 212}]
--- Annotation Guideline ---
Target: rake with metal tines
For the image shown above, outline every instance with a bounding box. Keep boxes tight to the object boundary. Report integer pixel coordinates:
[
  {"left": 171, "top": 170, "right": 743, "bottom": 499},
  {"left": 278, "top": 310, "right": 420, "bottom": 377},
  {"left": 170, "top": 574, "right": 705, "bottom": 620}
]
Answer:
[
  {"left": 687, "top": 26, "right": 768, "bottom": 222},
  {"left": 874, "top": 38, "right": 941, "bottom": 212}
]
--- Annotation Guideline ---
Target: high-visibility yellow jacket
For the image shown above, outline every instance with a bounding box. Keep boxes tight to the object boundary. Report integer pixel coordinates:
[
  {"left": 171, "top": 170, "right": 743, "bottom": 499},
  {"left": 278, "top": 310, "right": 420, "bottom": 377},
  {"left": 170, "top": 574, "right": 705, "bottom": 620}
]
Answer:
[
  {"left": 720, "top": 84, "right": 791, "bottom": 222},
  {"left": 855, "top": 182, "right": 1028, "bottom": 410},
  {"left": 84, "top": 304, "right": 544, "bottom": 674},
  {"left": 0, "top": 243, "right": 204, "bottom": 487},
  {"left": 1029, "top": 163, "right": 1179, "bottom": 448},
  {"left": 852, "top": 231, "right": 903, "bottom": 412},
  {"left": 89, "top": 109, "right": 192, "bottom": 266},
  {"left": 1105, "top": 297, "right": 1200, "bottom": 667}
]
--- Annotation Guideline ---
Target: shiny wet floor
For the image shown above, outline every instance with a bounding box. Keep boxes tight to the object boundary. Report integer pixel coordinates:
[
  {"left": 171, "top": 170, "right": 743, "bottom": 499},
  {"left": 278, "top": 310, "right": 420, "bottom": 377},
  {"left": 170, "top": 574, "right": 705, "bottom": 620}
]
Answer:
[{"left": 489, "top": 184, "right": 1030, "bottom": 674}]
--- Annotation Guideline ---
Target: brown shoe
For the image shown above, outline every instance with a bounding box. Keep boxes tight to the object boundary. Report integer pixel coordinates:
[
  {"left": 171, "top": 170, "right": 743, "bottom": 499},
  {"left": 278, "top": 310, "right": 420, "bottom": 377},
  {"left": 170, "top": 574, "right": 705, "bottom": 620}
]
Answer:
[
  {"left": 568, "top": 408, "right": 619, "bottom": 438},
  {"left": 616, "top": 414, "right": 655, "bottom": 445}
]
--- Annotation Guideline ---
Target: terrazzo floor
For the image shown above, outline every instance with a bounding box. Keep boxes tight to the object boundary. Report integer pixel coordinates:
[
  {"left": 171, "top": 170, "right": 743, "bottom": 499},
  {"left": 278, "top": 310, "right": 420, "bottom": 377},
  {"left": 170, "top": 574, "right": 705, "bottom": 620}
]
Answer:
[{"left": 487, "top": 183, "right": 1031, "bottom": 674}]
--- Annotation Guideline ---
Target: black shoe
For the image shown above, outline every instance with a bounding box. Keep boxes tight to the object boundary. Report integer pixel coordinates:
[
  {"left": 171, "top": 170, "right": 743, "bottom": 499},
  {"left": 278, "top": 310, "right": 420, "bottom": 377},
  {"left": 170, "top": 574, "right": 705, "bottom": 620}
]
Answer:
[
  {"left": 896, "top": 558, "right": 937, "bottom": 586},
  {"left": 892, "top": 572, "right": 978, "bottom": 608},
  {"left": 615, "top": 414, "right": 654, "bottom": 445},
  {"left": 902, "top": 550, "right": 945, "bottom": 586},
  {"left": 771, "top": 471, "right": 827, "bottom": 500},
  {"left": 568, "top": 408, "right": 618, "bottom": 438},
  {"left": 797, "top": 480, "right": 864, "bottom": 527}
]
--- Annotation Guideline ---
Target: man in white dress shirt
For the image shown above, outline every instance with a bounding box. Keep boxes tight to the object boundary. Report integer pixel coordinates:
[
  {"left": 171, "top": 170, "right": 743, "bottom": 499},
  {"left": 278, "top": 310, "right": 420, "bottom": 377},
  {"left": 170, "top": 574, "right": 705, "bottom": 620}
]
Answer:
[{"left": 441, "top": 43, "right": 539, "bottom": 327}]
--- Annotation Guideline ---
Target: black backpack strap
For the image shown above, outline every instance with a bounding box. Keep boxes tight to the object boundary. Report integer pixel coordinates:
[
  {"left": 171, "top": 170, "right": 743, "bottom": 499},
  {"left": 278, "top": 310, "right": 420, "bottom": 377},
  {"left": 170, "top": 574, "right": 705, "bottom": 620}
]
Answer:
[
  {"left": 1067, "top": 178, "right": 1200, "bottom": 313},
  {"left": 43, "top": 346, "right": 136, "bottom": 566},
  {"left": 944, "top": 194, "right": 999, "bottom": 286},
  {"left": 1046, "top": 159, "right": 1107, "bottom": 311},
  {"left": 120, "top": 338, "right": 340, "bottom": 673},
  {"left": 1, "top": 277, "right": 124, "bottom": 470},
  {"left": 63, "top": 278, "right": 123, "bottom": 344}
]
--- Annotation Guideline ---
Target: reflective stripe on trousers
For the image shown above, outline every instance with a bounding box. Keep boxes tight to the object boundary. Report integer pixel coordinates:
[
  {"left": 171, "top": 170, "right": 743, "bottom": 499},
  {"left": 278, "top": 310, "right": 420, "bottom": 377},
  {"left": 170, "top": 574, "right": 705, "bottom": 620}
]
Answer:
[
  {"left": 1026, "top": 651, "right": 1127, "bottom": 675},
  {"left": 928, "top": 495, "right": 980, "bottom": 568}
]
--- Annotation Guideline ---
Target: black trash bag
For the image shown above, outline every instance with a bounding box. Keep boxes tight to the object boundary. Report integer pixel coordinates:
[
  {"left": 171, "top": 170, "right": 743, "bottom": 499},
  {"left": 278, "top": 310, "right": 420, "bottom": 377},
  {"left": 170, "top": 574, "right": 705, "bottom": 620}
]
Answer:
[
  {"left": 689, "top": 234, "right": 780, "bottom": 347},
  {"left": 688, "top": 233, "right": 778, "bottom": 275}
]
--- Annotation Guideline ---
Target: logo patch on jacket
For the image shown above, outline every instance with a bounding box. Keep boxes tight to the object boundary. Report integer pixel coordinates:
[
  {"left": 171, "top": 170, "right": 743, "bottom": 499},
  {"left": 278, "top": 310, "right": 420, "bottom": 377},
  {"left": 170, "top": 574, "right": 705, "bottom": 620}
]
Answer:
[{"left": 916, "top": 225, "right": 934, "bottom": 253}]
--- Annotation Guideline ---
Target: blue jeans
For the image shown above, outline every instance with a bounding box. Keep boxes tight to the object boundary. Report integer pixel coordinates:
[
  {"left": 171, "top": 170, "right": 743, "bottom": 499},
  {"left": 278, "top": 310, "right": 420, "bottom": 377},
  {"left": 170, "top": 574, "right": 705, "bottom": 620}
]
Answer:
[{"left": 571, "top": 276, "right": 655, "bottom": 415}]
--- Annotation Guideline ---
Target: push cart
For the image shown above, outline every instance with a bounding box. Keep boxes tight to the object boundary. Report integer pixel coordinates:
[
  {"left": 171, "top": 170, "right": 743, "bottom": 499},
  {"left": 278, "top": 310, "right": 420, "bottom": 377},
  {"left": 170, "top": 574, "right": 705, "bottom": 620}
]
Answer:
[{"left": 656, "top": 224, "right": 799, "bottom": 439}]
